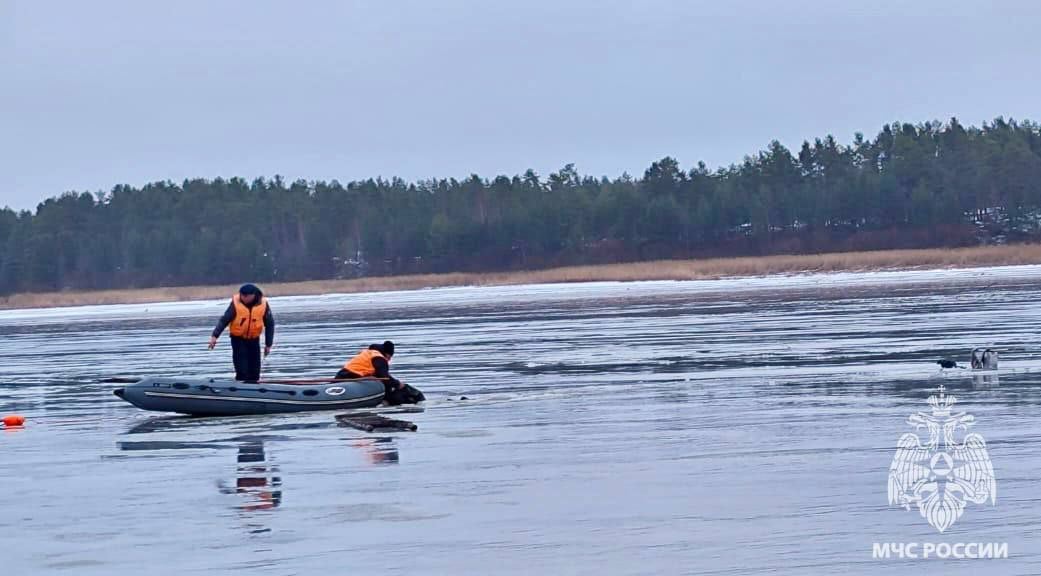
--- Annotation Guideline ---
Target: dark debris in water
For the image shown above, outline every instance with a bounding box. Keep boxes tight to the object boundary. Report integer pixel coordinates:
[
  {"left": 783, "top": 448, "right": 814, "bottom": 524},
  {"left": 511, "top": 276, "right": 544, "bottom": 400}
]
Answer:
[{"left": 335, "top": 412, "right": 418, "bottom": 432}]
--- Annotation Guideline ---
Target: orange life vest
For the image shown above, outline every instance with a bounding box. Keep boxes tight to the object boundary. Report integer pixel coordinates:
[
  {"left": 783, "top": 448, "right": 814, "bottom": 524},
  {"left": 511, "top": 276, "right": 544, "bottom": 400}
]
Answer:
[
  {"left": 229, "top": 293, "right": 267, "bottom": 339},
  {"left": 343, "top": 349, "right": 387, "bottom": 377}
]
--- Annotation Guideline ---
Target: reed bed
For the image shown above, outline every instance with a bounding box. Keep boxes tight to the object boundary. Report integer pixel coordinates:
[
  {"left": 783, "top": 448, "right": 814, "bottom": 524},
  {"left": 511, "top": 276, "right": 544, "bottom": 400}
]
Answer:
[{"left": 4, "top": 244, "right": 1041, "bottom": 310}]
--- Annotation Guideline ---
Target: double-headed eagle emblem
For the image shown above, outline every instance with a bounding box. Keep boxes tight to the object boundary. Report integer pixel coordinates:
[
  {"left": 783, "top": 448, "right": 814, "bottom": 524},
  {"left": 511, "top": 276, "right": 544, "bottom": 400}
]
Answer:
[{"left": 887, "top": 385, "right": 996, "bottom": 532}]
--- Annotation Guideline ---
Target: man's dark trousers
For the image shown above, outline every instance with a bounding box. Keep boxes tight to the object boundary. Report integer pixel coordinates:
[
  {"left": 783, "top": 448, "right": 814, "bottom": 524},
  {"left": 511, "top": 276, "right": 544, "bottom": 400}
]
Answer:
[{"left": 231, "top": 336, "right": 261, "bottom": 382}]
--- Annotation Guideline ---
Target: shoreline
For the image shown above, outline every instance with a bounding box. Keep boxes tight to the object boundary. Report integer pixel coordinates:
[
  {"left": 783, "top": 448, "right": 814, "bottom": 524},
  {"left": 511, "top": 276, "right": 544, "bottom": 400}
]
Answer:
[{"left": 3, "top": 244, "right": 1041, "bottom": 311}]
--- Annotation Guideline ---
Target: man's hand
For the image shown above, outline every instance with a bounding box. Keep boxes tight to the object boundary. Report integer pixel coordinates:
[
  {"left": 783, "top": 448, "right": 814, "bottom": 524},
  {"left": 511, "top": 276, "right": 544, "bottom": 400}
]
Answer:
[
  {"left": 264, "top": 345, "right": 272, "bottom": 358},
  {"left": 208, "top": 336, "right": 217, "bottom": 350}
]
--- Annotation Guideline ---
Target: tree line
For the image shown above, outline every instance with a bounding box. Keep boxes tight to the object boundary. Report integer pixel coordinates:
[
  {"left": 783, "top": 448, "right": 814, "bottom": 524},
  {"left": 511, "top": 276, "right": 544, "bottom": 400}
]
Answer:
[{"left": 2, "top": 117, "right": 1040, "bottom": 295}]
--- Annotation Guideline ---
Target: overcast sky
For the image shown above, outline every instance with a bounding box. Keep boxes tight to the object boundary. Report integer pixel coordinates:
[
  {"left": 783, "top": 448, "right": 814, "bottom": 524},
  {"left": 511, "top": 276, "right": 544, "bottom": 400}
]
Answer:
[{"left": 3, "top": 0, "right": 1039, "bottom": 211}]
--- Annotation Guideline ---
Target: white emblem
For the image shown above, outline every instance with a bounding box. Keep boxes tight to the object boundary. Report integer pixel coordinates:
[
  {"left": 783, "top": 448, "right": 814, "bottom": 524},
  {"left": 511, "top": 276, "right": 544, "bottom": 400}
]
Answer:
[
  {"left": 325, "top": 386, "right": 346, "bottom": 396},
  {"left": 888, "top": 385, "right": 996, "bottom": 533}
]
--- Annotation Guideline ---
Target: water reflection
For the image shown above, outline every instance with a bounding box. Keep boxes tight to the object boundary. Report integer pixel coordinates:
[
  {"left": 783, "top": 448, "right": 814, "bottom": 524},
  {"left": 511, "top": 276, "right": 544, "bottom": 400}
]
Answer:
[
  {"left": 218, "top": 439, "right": 282, "bottom": 514},
  {"left": 349, "top": 437, "right": 400, "bottom": 465},
  {"left": 116, "top": 432, "right": 284, "bottom": 533},
  {"left": 972, "top": 371, "right": 1000, "bottom": 389}
]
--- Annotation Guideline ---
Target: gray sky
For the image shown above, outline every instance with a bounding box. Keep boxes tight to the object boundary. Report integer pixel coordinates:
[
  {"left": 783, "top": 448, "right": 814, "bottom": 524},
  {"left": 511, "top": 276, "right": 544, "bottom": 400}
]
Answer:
[{"left": 3, "top": 0, "right": 1039, "bottom": 211}]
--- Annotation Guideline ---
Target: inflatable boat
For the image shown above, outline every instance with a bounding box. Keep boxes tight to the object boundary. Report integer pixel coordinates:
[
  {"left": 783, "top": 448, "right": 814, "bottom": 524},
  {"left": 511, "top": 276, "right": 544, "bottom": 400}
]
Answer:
[{"left": 113, "top": 376, "right": 387, "bottom": 416}]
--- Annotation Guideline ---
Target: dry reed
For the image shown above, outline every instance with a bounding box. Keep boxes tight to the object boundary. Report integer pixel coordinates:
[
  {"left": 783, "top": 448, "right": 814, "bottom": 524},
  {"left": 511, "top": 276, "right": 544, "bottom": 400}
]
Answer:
[{"left": 3, "top": 244, "right": 1041, "bottom": 310}]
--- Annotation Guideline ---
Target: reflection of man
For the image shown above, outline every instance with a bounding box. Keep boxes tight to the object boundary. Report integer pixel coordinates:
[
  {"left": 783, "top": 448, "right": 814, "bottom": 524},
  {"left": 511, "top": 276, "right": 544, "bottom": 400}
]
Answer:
[
  {"left": 351, "top": 437, "right": 400, "bottom": 465},
  {"left": 218, "top": 440, "right": 282, "bottom": 511}
]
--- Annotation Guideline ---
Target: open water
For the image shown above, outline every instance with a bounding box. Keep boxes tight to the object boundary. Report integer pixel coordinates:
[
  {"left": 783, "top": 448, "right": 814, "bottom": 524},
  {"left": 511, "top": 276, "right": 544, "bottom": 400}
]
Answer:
[{"left": 2, "top": 267, "right": 1040, "bottom": 574}]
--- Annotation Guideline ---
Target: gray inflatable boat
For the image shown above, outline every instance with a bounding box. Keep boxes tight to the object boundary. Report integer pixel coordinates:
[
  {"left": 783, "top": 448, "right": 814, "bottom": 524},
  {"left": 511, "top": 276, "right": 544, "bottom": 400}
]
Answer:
[{"left": 114, "top": 376, "right": 386, "bottom": 416}]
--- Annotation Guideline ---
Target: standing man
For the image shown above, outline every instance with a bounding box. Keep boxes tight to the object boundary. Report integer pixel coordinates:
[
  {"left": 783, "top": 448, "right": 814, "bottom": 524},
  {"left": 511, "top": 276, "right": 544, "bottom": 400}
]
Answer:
[{"left": 209, "top": 283, "right": 275, "bottom": 382}]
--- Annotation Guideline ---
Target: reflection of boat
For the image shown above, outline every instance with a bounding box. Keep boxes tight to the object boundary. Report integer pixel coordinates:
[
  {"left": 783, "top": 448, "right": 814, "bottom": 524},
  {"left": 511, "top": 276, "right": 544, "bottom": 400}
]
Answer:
[
  {"left": 113, "top": 377, "right": 386, "bottom": 416},
  {"left": 115, "top": 431, "right": 285, "bottom": 522}
]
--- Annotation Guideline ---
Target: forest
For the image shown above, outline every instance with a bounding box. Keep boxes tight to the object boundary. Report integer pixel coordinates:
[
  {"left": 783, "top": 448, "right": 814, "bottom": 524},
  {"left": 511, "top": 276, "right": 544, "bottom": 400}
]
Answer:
[{"left": 2, "top": 117, "right": 1040, "bottom": 295}]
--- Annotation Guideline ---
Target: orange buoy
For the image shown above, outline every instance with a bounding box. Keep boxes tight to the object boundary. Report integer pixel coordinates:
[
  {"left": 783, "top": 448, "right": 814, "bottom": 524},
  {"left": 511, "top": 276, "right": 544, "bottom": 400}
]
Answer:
[{"left": 2, "top": 415, "right": 25, "bottom": 428}]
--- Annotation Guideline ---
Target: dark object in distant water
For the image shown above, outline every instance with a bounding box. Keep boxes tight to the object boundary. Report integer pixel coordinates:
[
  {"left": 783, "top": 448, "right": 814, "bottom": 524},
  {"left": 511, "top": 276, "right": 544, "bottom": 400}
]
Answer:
[{"left": 935, "top": 349, "right": 1000, "bottom": 370}]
